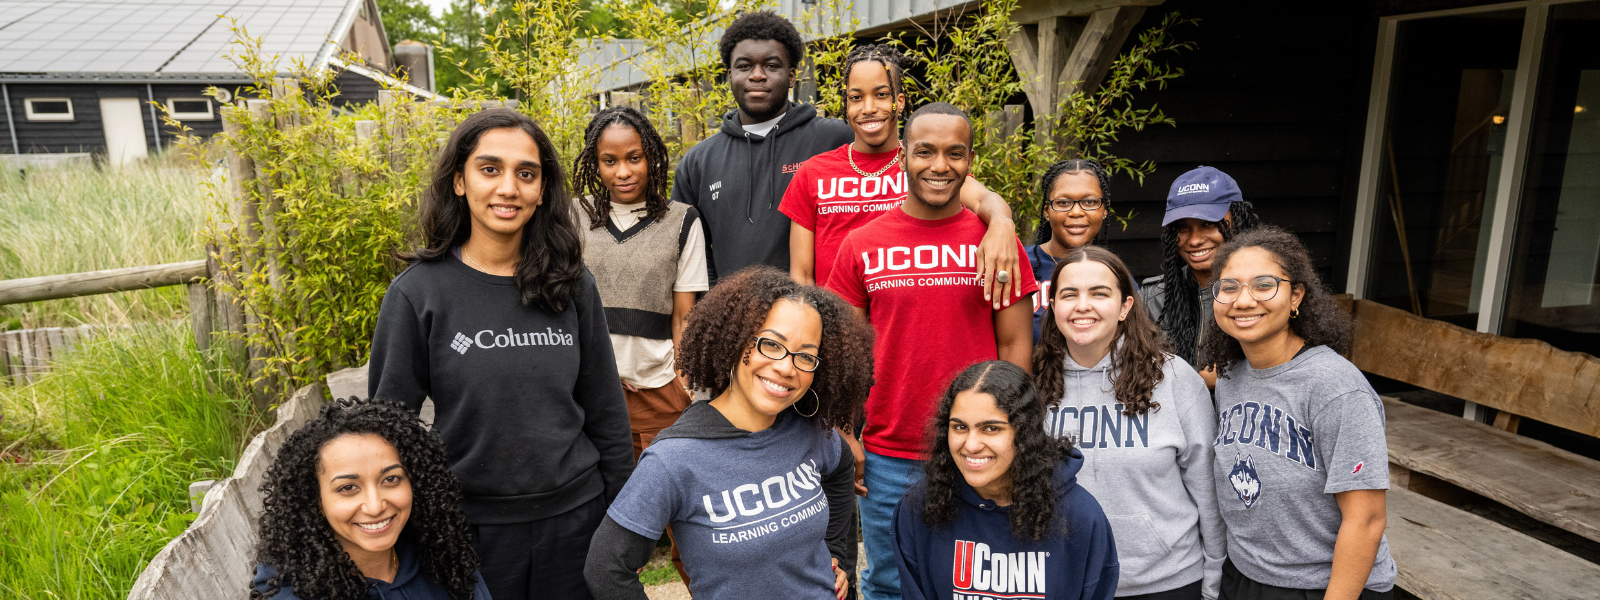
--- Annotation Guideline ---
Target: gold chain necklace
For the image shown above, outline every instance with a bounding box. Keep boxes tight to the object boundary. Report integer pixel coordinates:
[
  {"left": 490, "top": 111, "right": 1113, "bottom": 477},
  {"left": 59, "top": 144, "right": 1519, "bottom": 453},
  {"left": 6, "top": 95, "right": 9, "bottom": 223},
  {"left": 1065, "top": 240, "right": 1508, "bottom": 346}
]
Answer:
[
  {"left": 462, "top": 249, "right": 491, "bottom": 273},
  {"left": 847, "top": 144, "right": 900, "bottom": 179}
]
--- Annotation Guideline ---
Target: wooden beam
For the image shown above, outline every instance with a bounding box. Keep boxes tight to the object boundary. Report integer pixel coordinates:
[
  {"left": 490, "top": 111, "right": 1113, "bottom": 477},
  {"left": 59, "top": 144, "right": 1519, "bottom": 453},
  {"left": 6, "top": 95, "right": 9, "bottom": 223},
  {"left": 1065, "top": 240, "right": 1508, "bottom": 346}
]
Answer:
[
  {"left": 0, "top": 260, "right": 208, "bottom": 306},
  {"left": 1058, "top": 6, "right": 1147, "bottom": 99},
  {"left": 1349, "top": 299, "right": 1600, "bottom": 438},
  {"left": 1005, "top": 25, "right": 1044, "bottom": 118}
]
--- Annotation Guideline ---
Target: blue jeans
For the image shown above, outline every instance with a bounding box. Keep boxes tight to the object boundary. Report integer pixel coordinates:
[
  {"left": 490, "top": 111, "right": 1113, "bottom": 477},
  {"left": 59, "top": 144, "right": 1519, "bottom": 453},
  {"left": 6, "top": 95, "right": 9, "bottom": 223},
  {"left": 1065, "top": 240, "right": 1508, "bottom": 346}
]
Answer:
[{"left": 861, "top": 451, "right": 924, "bottom": 600}]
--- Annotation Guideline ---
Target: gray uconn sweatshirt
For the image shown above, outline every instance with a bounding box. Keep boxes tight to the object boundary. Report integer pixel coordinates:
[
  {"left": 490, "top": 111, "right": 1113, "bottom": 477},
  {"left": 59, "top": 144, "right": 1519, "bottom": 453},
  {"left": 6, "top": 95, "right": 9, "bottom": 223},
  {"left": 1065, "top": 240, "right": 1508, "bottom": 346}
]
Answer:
[{"left": 1043, "top": 350, "right": 1226, "bottom": 599}]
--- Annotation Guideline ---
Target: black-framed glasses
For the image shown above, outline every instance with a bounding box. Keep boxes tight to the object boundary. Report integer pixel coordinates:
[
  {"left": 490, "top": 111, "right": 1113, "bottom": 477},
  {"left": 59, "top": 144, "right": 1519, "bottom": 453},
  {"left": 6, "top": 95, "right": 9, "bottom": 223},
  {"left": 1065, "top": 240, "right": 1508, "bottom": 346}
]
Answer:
[
  {"left": 1047, "top": 197, "right": 1105, "bottom": 212},
  {"left": 1212, "top": 275, "right": 1296, "bottom": 304},
  {"left": 754, "top": 337, "right": 821, "bottom": 372}
]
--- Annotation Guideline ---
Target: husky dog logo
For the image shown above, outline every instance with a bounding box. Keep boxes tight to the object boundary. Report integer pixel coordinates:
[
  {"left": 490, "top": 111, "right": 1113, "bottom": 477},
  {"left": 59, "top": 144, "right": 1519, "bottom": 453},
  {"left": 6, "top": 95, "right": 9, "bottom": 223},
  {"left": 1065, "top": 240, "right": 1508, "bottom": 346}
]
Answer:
[
  {"left": 1229, "top": 453, "right": 1262, "bottom": 508},
  {"left": 450, "top": 332, "right": 472, "bottom": 355}
]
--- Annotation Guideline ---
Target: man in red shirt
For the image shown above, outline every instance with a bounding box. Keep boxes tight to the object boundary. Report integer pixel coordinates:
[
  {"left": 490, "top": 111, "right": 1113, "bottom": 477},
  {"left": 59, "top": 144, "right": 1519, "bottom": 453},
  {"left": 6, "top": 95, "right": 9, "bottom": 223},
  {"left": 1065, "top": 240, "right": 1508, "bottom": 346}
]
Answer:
[
  {"left": 826, "top": 102, "right": 1037, "bottom": 600},
  {"left": 782, "top": 44, "right": 1023, "bottom": 310}
]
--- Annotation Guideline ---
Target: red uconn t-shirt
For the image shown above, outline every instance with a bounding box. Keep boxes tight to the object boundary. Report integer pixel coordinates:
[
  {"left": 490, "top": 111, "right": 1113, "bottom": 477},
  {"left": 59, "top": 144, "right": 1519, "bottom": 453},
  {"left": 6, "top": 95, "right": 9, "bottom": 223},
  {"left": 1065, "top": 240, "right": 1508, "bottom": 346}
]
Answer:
[
  {"left": 779, "top": 144, "right": 906, "bottom": 286},
  {"left": 826, "top": 209, "right": 1037, "bottom": 460}
]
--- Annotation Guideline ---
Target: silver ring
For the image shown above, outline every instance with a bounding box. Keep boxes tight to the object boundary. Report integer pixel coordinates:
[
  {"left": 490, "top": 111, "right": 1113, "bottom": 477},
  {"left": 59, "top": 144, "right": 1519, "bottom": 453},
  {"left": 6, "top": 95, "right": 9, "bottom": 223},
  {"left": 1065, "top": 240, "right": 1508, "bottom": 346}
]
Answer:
[{"left": 995, "top": 270, "right": 1010, "bottom": 284}]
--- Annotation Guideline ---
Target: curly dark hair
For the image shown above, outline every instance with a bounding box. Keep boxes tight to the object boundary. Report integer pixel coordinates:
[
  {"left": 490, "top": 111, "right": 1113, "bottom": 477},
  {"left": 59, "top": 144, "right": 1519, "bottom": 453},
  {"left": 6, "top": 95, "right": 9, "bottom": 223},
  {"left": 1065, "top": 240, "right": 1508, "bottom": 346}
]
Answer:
[
  {"left": 919, "top": 361, "right": 1074, "bottom": 541},
  {"left": 719, "top": 11, "right": 804, "bottom": 69},
  {"left": 401, "top": 108, "right": 582, "bottom": 313},
  {"left": 678, "top": 266, "right": 873, "bottom": 429},
  {"left": 1197, "top": 225, "right": 1353, "bottom": 374},
  {"left": 253, "top": 398, "right": 480, "bottom": 600},
  {"left": 843, "top": 43, "right": 911, "bottom": 99},
  {"left": 1157, "top": 199, "right": 1260, "bottom": 365},
  {"left": 1032, "top": 159, "right": 1112, "bottom": 247},
  {"left": 572, "top": 106, "right": 671, "bottom": 230},
  {"left": 1033, "top": 246, "right": 1170, "bottom": 416}
]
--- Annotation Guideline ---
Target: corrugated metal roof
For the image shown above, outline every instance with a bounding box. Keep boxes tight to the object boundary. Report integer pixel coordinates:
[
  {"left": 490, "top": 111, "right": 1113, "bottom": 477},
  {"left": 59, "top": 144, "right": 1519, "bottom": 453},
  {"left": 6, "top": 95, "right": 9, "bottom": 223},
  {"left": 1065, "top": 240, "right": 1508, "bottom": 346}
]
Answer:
[{"left": 0, "top": 0, "right": 354, "bottom": 75}]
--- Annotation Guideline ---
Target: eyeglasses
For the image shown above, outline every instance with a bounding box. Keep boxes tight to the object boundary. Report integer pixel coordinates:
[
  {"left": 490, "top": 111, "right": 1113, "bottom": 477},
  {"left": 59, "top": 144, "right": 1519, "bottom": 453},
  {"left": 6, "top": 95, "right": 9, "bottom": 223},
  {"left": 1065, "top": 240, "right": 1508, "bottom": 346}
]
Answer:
[
  {"left": 1047, "top": 197, "right": 1104, "bottom": 212},
  {"left": 754, "top": 337, "right": 821, "bottom": 372},
  {"left": 1212, "top": 275, "right": 1296, "bottom": 304}
]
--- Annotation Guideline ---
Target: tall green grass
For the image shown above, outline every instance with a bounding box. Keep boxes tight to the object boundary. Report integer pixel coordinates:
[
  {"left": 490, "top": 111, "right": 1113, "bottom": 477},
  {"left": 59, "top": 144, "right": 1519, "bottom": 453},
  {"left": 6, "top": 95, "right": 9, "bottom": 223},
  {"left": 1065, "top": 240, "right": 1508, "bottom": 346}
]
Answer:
[
  {"left": 0, "top": 321, "right": 261, "bottom": 599},
  {"left": 0, "top": 157, "right": 208, "bottom": 329}
]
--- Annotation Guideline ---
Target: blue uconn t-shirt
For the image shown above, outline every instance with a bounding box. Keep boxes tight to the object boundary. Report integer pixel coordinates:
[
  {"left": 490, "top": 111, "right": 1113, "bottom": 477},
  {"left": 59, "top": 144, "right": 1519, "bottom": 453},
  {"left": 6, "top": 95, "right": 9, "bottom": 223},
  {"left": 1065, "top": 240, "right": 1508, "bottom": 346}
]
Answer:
[{"left": 608, "top": 409, "right": 843, "bottom": 599}]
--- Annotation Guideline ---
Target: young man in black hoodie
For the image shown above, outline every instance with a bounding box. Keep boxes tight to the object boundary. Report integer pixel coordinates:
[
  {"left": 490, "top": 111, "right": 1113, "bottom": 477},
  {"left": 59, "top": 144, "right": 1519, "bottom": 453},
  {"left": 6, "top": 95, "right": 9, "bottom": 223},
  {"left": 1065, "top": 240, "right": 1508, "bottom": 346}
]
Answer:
[{"left": 671, "top": 11, "right": 1021, "bottom": 306}]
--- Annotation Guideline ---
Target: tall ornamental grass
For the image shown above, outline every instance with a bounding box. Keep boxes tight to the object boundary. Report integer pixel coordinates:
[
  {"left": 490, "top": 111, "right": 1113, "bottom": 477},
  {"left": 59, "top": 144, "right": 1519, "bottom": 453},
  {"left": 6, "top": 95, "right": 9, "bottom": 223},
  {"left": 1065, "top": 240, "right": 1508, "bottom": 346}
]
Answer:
[
  {"left": 0, "top": 321, "right": 260, "bottom": 600},
  {"left": 0, "top": 158, "right": 208, "bottom": 330}
]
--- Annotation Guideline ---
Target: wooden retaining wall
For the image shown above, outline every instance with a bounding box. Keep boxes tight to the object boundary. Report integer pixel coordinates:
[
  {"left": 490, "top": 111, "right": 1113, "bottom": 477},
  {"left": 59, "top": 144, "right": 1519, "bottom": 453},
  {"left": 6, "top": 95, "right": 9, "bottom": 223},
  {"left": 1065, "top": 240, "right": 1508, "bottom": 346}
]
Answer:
[
  {"left": 0, "top": 324, "right": 105, "bottom": 385},
  {"left": 125, "top": 365, "right": 369, "bottom": 600}
]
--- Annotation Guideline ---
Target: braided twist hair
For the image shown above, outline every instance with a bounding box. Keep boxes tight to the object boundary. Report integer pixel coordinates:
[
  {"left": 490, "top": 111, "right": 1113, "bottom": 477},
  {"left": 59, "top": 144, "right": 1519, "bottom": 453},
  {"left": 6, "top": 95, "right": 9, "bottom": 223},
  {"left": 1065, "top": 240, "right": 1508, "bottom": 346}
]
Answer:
[
  {"left": 842, "top": 43, "right": 912, "bottom": 98},
  {"left": 1032, "top": 158, "right": 1113, "bottom": 247},
  {"left": 571, "top": 106, "right": 671, "bottom": 230},
  {"left": 252, "top": 398, "right": 479, "bottom": 600},
  {"left": 1157, "top": 200, "right": 1260, "bottom": 365}
]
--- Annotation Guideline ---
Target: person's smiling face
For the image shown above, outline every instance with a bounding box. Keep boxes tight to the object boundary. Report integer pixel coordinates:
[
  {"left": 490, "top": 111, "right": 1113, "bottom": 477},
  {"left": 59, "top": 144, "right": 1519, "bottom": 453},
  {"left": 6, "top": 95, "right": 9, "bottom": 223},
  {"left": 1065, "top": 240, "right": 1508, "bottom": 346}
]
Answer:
[
  {"left": 596, "top": 123, "right": 647, "bottom": 205},
  {"left": 1214, "top": 246, "right": 1304, "bottom": 347},
  {"left": 318, "top": 433, "right": 412, "bottom": 559},
  {"left": 1174, "top": 213, "right": 1232, "bottom": 275},
  {"left": 454, "top": 127, "right": 543, "bottom": 241},
  {"left": 901, "top": 114, "right": 971, "bottom": 211},
  {"left": 845, "top": 61, "right": 902, "bottom": 151},
  {"left": 731, "top": 299, "right": 822, "bottom": 417},
  {"left": 729, "top": 39, "right": 794, "bottom": 123},
  {"left": 1045, "top": 171, "right": 1106, "bottom": 250},
  {"left": 1053, "top": 259, "right": 1133, "bottom": 363},
  {"left": 948, "top": 390, "right": 1016, "bottom": 504}
]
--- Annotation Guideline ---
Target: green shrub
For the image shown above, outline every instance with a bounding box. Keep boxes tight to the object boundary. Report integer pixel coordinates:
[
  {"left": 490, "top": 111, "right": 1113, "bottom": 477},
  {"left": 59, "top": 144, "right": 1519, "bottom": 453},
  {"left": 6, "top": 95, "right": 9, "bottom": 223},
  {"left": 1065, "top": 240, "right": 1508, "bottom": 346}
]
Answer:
[{"left": 0, "top": 321, "right": 259, "bottom": 599}]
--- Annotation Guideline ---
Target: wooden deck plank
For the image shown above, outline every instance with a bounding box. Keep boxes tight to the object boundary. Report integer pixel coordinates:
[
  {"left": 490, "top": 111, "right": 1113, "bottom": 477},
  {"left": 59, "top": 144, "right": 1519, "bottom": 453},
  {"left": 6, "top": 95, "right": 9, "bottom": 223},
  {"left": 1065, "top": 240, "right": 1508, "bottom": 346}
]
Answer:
[
  {"left": 1385, "top": 397, "right": 1600, "bottom": 544},
  {"left": 1387, "top": 486, "right": 1600, "bottom": 600}
]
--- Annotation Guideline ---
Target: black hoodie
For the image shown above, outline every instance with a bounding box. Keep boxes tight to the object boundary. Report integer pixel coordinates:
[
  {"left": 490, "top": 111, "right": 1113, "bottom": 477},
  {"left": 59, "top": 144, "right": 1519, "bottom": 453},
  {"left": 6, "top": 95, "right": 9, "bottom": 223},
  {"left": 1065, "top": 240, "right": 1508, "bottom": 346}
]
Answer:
[{"left": 670, "top": 103, "right": 853, "bottom": 281}]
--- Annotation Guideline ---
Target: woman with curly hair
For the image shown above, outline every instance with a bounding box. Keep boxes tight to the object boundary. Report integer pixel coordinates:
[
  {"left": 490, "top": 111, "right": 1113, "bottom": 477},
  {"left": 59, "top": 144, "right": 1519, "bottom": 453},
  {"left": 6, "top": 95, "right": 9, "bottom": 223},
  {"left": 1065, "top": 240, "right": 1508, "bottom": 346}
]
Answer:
[
  {"left": 368, "top": 108, "right": 632, "bottom": 600},
  {"left": 893, "top": 361, "right": 1118, "bottom": 600},
  {"left": 1198, "top": 226, "right": 1394, "bottom": 600},
  {"left": 585, "top": 266, "right": 874, "bottom": 600},
  {"left": 1033, "top": 246, "right": 1224, "bottom": 600},
  {"left": 1026, "top": 159, "right": 1113, "bottom": 342},
  {"left": 252, "top": 398, "right": 490, "bottom": 600},
  {"left": 1139, "top": 166, "right": 1260, "bottom": 389}
]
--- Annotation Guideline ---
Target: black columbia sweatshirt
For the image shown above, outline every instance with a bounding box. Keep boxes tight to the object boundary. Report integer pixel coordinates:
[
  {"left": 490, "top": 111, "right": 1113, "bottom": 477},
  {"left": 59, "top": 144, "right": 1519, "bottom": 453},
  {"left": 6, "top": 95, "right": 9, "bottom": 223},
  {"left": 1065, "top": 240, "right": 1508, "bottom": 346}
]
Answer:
[
  {"left": 368, "top": 255, "right": 633, "bottom": 525},
  {"left": 670, "top": 102, "right": 853, "bottom": 281}
]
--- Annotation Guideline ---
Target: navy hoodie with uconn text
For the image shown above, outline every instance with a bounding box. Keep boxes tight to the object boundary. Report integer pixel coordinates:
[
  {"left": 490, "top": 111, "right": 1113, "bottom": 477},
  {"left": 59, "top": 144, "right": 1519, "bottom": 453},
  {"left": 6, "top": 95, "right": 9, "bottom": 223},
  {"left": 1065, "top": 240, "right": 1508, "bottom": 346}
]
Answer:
[
  {"left": 893, "top": 449, "right": 1119, "bottom": 600},
  {"left": 368, "top": 256, "right": 633, "bottom": 525}
]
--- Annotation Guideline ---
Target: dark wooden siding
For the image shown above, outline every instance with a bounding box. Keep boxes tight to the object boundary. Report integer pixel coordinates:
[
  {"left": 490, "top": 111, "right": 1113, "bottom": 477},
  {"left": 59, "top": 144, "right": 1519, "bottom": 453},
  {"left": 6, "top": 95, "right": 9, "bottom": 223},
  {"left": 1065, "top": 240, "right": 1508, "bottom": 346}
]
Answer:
[
  {"left": 150, "top": 84, "right": 227, "bottom": 145},
  {"left": 4, "top": 82, "right": 233, "bottom": 155},
  {"left": 334, "top": 69, "right": 383, "bottom": 107},
  {"left": 1099, "top": 0, "right": 1379, "bottom": 287}
]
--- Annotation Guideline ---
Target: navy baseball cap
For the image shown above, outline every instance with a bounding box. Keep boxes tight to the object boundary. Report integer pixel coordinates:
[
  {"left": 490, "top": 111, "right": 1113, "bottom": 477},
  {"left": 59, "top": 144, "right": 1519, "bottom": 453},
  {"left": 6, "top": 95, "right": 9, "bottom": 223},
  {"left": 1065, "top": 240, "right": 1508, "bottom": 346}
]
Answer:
[{"left": 1162, "top": 166, "right": 1242, "bottom": 226}]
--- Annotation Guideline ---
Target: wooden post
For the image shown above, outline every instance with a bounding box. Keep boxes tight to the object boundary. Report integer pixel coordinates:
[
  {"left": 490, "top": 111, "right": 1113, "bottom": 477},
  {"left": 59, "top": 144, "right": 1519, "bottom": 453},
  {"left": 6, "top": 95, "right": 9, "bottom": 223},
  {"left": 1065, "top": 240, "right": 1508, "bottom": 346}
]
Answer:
[
  {"left": 380, "top": 91, "right": 409, "bottom": 172},
  {"left": 187, "top": 282, "right": 214, "bottom": 353}
]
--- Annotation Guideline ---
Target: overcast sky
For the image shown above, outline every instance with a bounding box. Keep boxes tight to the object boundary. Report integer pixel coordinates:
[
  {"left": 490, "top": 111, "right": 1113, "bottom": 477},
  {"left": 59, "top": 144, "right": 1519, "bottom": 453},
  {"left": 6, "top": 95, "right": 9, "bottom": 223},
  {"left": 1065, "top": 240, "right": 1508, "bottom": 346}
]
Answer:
[{"left": 419, "top": 0, "right": 453, "bottom": 17}]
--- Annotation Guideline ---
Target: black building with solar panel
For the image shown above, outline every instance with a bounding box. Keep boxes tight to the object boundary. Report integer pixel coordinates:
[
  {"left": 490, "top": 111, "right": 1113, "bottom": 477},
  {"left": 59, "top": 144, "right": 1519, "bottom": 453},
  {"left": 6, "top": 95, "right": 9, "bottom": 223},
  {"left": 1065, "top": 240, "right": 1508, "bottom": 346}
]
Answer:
[{"left": 0, "top": 0, "right": 436, "bottom": 167}]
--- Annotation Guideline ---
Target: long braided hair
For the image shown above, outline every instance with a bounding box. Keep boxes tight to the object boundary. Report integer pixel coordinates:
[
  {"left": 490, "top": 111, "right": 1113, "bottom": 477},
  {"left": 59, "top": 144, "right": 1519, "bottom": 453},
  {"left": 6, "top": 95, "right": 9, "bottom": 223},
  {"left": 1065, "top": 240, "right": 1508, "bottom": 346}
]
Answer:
[
  {"left": 571, "top": 106, "right": 671, "bottom": 230},
  {"left": 1032, "top": 158, "right": 1112, "bottom": 247},
  {"left": 1158, "top": 200, "right": 1260, "bottom": 365},
  {"left": 842, "top": 43, "right": 911, "bottom": 98}
]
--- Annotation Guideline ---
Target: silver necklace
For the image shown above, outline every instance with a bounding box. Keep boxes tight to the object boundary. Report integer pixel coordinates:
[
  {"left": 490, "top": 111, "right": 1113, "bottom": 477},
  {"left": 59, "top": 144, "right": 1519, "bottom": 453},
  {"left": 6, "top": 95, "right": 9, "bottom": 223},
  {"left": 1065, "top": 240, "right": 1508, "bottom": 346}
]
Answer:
[
  {"left": 462, "top": 249, "right": 496, "bottom": 274},
  {"left": 847, "top": 144, "right": 900, "bottom": 179}
]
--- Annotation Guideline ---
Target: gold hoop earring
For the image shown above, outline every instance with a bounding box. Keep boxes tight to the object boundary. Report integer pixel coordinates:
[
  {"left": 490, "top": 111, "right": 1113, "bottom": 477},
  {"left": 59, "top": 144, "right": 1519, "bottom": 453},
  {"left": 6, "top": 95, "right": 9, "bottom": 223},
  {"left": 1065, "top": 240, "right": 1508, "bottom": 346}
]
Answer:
[
  {"left": 794, "top": 389, "right": 820, "bottom": 417},
  {"left": 1290, "top": 308, "right": 1300, "bottom": 319}
]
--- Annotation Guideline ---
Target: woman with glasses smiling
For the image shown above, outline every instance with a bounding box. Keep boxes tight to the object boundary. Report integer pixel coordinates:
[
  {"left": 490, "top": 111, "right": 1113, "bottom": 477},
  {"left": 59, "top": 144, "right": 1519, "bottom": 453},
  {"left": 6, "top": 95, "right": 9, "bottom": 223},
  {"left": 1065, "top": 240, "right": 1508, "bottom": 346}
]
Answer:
[
  {"left": 1025, "top": 159, "right": 1113, "bottom": 342},
  {"left": 586, "top": 267, "right": 876, "bottom": 600},
  {"left": 1198, "top": 227, "right": 1394, "bottom": 600}
]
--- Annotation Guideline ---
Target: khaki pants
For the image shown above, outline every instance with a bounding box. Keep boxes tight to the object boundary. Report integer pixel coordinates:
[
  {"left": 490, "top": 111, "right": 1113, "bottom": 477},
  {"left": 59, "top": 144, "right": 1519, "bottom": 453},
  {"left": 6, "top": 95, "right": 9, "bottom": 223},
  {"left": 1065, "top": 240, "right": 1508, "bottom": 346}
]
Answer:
[{"left": 626, "top": 381, "right": 693, "bottom": 592}]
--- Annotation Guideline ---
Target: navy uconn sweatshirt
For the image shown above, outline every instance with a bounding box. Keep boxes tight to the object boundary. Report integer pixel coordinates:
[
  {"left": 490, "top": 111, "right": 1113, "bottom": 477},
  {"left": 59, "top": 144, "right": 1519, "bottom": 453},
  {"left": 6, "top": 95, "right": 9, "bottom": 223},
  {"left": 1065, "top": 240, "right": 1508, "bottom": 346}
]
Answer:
[
  {"left": 892, "top": 449, "right": 1119, "bottom": 600},
  {"left": 368, "top": 256, "right": 633, "bottom": 525}
]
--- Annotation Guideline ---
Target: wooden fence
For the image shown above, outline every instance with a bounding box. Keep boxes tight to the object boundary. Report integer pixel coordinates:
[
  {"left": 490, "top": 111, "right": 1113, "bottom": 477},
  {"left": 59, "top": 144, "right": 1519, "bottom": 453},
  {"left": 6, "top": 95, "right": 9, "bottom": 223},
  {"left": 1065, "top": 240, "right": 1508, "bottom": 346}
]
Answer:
[{"left": 0, "top": 259, "right": 222, "bottom": 386}]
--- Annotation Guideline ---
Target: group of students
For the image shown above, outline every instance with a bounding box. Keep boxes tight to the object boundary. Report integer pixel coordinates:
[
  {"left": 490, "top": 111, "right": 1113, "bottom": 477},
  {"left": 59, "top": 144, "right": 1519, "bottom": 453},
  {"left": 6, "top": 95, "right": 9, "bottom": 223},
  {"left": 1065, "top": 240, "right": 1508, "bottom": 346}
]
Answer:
[{"left": 245, "top": 10, "right": 1396, "bottom": 600}]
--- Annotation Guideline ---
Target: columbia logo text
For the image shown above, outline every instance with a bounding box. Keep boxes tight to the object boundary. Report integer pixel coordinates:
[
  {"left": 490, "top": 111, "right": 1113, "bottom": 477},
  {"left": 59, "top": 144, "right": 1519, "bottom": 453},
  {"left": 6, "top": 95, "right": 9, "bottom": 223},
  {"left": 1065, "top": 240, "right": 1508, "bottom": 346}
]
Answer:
[
  {"left": 453, "top": 328, "right": 575, "bottom": 353},
  {"left": 450, "top": 332, "right": 472, "bottom": 355}
]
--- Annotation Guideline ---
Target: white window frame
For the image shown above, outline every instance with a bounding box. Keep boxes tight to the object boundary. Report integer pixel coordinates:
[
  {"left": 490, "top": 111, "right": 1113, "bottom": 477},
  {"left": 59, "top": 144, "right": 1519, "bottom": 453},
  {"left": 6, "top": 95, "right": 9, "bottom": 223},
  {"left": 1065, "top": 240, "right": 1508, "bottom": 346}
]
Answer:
[
  {"left": 166, "top": 98, "right": 215, "bottom": 121},
  {"left": 1345, "top": 0, "right": 1591, "bottom": 421},
  {"left": 23, "top": 97, "right": 74, "bottom": 121}
]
